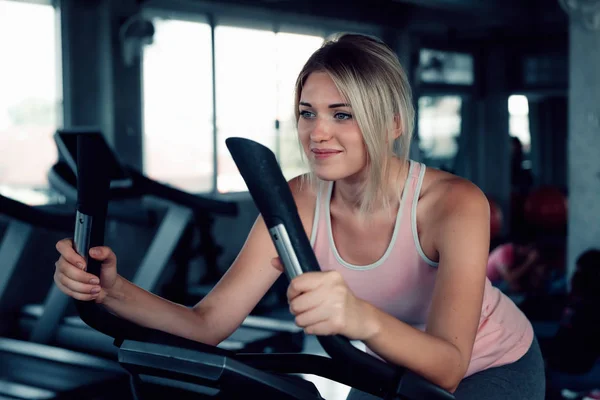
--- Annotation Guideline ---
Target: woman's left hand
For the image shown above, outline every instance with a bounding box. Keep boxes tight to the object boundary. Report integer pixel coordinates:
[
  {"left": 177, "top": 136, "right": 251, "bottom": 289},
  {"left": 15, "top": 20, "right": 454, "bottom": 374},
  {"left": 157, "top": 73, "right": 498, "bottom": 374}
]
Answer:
[{"left": 272, "top": 258, "right": 378, "bottom": 340}]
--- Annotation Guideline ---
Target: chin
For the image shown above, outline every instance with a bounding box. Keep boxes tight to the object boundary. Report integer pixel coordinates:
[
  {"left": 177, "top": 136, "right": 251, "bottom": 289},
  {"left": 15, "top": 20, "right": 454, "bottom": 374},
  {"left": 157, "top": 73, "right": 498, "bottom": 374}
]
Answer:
[
  {"left": 311, "top": 164, "right": 362, "bottom": 182},
  {"left": 309, "top": 164, "right": 337, "bottom": 181},
  {"left": 313, "top": 172, "right": 337, "bottom": 182}
]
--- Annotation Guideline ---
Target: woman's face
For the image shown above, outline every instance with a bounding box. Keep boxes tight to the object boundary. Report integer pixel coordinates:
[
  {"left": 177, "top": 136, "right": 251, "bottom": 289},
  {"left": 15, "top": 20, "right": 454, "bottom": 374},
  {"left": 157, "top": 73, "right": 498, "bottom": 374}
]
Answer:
[{"left": 297, "top": 72, "right": 368, "bottom": 182}]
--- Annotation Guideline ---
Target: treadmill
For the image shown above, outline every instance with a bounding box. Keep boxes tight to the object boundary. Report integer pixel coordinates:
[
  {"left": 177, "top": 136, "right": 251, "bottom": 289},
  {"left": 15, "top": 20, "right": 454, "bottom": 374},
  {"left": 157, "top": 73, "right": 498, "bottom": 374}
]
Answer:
[
  {"left": 0, "top": 194, "right": 74, "bottom": 338},
  {"left": 19, "top": 127, "right": 208, "bottom": 351},
  {"left": 21, "top": 128, "right": 304, "bottom": 360},
  {"left": 0, "top": 196, "right": 134, "bottom": 399},
  {"left": 68, "top": 133, "right": 455, "bottom": 400}
]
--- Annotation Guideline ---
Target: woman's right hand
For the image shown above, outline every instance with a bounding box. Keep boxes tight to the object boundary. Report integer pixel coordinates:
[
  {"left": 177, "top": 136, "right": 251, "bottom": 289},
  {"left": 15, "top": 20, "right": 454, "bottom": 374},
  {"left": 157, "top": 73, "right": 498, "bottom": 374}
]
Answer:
[{"left": 54, "top": 238, "right": 119, "bottom": 304}]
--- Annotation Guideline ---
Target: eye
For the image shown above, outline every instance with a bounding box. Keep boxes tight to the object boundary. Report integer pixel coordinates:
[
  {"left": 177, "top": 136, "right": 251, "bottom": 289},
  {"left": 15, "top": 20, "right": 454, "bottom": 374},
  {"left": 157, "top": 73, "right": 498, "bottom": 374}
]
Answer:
[
  {"left": 299, "top": 110, "right": 315, "bottom": 119},
  {"left": 334, "top": 112, "right": 352, "bottom": 121}
]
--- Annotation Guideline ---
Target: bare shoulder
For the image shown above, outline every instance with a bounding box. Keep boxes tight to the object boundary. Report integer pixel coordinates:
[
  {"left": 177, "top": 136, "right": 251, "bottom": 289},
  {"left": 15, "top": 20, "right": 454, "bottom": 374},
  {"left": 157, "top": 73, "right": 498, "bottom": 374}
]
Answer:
[
  {"left": 288, "top": 173, "right": 319, "bottom": 238},
  {"left": 416, "top": 166, "right": 490, "bottom": 261},
  {"left": 419, "top": 167, "right": 489, "bottom": 227}
]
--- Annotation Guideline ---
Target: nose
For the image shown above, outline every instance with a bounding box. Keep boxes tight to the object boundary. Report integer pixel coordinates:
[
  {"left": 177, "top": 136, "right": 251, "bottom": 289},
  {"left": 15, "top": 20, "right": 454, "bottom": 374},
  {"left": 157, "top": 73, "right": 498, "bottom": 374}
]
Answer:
[{"left": 309, "top": 117, "right": 332, "bottom": 143}]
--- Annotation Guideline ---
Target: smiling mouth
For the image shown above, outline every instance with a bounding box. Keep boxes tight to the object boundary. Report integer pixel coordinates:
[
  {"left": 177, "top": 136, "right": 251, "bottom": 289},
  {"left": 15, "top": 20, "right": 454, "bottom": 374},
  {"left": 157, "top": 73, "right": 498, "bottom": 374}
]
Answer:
[
  {"left": 311, "top": 149, "right": 342, "bottom": 160},
  {"left": 311, "top": 149, "right": 342, "bottom": 154}
]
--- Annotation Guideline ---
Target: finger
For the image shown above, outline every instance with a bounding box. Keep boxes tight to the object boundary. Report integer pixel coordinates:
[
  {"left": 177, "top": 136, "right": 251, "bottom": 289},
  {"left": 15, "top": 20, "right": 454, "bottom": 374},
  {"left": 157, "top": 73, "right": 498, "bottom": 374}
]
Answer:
[
  {"left": 294, "top": 306, "right": 330, "bottom": 329},
  {"left": 89, "top": 246, "right": 117, "bottom": 269},
  {"left": 55, "top": 237, "right": 73, "bottom": 250},
  {"left": 56, "top": 272, "right": 100, "bottom": 295},
  {"left": 289, "top": 287, "right": 327, "bottom": 315},
  {"left": 54, "top": 277, "right": 99, "bottom": 301},
  {"left": 270, "top": 257, "right": 284, "bottom": 272},
  {"left": 56, "top": 238, "right": 87, "bottom": 270},
  {"left": 57, "top": 260, "right": 100, "bottom": 285},
  {"left": 287, "top": 272, "right": 325, "bottom": 300},
  {"left": 303, "top": 320, "right": 338, "bottom": 336}
]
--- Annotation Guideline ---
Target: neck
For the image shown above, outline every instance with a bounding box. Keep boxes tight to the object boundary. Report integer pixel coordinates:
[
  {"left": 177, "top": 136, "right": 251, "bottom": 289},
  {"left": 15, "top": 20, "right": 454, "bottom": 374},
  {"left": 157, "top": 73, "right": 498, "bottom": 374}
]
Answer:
[
  {"left": 332, "top": 158, "right": 409, "bottom": 214},
  {"left": 333, "top": 173, "right": 367, "bottom": 212}
]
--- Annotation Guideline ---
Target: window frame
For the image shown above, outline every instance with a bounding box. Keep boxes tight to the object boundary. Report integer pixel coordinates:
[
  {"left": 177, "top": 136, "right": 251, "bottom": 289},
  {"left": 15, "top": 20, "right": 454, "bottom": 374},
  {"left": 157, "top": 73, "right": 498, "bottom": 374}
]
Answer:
[{"left": 139, "top": 2, "right": 383, "bottom": 196}]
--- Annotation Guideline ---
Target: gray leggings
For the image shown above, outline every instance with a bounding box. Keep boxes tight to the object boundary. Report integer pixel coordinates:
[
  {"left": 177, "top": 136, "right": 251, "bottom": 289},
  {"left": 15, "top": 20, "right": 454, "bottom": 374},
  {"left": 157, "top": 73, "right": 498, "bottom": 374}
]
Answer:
[{"left": 347, "top": 336, "right": 546, "bottom": 400}]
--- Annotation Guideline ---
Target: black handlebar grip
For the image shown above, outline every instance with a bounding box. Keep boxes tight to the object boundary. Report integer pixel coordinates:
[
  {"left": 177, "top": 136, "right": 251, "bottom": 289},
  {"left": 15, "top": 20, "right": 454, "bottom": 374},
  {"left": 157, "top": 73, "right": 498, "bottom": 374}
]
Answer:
[
  {"left": 74, "top": 134, "right": 111, "bottom": 275},
  {"left": 225, "top": 137, "right": 320, "bottom": 280},
  {"left": 73, "top": 134, "right": 150, "bottom": 342}
]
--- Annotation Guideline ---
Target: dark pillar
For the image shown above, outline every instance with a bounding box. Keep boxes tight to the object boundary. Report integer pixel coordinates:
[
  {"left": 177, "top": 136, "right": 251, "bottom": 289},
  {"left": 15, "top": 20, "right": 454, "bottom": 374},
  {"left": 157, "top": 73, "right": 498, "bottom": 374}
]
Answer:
[
  {"left": 562, "top": 1, "right": 600, "bottom": 278},
  {"left": 59, "top": 0, "right": 143, "bottom": 169},
  {"left": 476, "top": 46, "right": 511, "bottom": 235},
  {"left": 59, "top": 0, "right": 105, "bottom": 128}
]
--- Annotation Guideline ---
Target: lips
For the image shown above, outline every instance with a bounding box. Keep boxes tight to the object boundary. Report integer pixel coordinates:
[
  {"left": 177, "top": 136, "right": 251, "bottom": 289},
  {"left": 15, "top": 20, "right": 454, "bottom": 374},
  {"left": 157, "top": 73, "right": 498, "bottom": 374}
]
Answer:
[
  {"left": 311, "top": 148, "right": 342, "bottom": 160},
  {"left": 311, "top": 148, "right": 342, "bottom": 154}
]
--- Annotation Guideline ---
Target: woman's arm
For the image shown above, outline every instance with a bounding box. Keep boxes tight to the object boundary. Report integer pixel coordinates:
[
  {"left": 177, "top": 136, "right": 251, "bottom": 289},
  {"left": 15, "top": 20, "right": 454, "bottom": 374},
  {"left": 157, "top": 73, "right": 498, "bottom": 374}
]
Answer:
[
  {"left": 64, "top": 175, "right": 315, "bottom": 346},
  {"left": 101, "top": 211, "right": 285, "bottom": 345},
  {"left": 359, "top": 180, "right": 491, "bottom": 392},
  {"left": 193, "top": 176, "right": 316, "bottom": 343}
]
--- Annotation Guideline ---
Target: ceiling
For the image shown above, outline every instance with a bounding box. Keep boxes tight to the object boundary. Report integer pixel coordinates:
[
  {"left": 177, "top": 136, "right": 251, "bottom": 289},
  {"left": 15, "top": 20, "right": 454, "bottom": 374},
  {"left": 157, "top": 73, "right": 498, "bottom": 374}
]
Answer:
[{"left": 214, "top": 0, "right": 568, "bottom": 39}]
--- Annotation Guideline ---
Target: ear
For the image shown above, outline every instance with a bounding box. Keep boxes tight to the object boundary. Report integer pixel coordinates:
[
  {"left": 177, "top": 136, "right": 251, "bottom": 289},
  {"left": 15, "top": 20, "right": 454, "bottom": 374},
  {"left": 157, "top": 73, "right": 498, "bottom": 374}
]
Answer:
[{"left": 392, "top": 114, "right": 402, "bottom": 139}]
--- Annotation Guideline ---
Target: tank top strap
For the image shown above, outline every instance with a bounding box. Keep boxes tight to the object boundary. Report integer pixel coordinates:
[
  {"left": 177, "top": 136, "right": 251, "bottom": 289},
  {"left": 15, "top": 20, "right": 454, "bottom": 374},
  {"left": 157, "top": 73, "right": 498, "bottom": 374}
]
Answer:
[
  {"left": 400, "top": 160, "right": 421, "bottom": 212},
  {"left": 310, "top": 179, "right": 328, "bottom": 245},
  {"left": 403, "top": 161, "right": 439, "bottom": 267},
  {"left": 408, "top": 161, "right": 427, "bottom": 225}
]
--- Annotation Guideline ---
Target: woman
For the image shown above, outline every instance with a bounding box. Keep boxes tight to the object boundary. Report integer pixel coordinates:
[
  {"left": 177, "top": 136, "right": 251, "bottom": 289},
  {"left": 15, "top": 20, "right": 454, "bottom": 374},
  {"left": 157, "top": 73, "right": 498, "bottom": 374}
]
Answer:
[
  {"left": 486, "top": 240, "right": 542, "bottom": 292},
  {"left": 54, "top": 33, "right": 545, "bottom": 399}
]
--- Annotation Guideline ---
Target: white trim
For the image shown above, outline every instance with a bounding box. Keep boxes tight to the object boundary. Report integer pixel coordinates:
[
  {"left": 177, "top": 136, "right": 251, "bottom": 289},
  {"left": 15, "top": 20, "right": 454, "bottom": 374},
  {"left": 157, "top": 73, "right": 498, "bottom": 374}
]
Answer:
[{"left": 411, "top": 163, "right": 439, "bottom": 267}]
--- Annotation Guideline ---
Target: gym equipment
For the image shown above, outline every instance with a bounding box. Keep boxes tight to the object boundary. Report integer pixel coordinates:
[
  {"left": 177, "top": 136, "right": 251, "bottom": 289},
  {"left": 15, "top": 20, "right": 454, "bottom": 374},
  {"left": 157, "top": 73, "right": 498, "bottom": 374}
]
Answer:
[
  {"left": 18, "top": 128, "right": 205, "bottom": 348},
  {"left": 52, "top": 127, "right": 235, "bottom": 302},
  {"left": 71, "top": 134, "right": 454, "bottom": 399},
  {"left": 22, "top": 128, "right": 303, "bottom": 360},
  {"left": 0, "top": 337, "right": 133, "bottom": 400},
  {"left": 0, "top": 184, "right": 157, "bottom": 340},
  {"left": 0, "top": 194, "right": 74, "bottom": 337},
  {"left": 0, "top": 198, "right": 133, "bottom": 399}
]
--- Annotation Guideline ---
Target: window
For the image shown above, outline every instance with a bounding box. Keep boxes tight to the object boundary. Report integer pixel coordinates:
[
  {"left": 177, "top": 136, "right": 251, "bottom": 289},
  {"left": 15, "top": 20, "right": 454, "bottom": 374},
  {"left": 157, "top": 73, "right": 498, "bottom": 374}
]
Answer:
[
  {"left": 0, "top": 0, "right": 61, "bottom": 204},
  {"left": 508, "top": 94, "right": 531, "bottom": 171},
  {"left": 142, "top": 21, "right": 322, "bottom": 194},
  {"left": 142, "top": 17, "right": 214, "bottom": 193},
  {"left": 275, "top": 32, "right": 324, "bottom": 182},
  {"left": 214, "top": 26, "right": 277, "bottom": 193},
  {"left": 215, "top": 27, "right": 323, "bottom": 193},
  {"left": 419, "top": 49, "right": 474, "bottom": 86},
  {"left": 418, "top": 96, "right": 462, "bottom": 171},
  {"left": 508, "top": 95, "right": 530, "bottom": 154}
]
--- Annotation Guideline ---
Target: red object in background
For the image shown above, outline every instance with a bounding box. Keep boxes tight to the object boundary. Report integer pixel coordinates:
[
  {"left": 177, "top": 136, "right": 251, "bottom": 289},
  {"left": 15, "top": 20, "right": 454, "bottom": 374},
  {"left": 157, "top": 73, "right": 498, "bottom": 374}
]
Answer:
[
  {"left": 524, "top": 186, "right": 568, "bottom": 230},
  {"left": 489, "top": 198, "right": 503, "bottom": 239}
]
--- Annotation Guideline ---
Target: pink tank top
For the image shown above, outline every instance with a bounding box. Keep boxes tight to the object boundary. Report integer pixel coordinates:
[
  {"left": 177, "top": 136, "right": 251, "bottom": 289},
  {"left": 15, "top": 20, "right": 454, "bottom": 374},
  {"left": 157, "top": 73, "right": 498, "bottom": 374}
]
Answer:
[{"left": 309, "top": 161, "right": 534, "bottom": 377}]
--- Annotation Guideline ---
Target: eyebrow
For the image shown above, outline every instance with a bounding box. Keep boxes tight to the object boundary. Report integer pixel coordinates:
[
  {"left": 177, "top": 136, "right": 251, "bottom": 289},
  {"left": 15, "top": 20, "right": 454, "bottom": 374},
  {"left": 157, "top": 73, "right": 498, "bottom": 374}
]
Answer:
[{"left": 299, "top": 102, "right": 351, "bottom": 108}]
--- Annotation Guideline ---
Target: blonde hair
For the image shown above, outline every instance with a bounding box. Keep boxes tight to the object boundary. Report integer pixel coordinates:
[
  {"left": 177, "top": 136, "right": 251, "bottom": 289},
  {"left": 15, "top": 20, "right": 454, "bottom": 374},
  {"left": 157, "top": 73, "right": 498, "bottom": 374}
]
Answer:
[{"left": 294, "top": 33, "right": 415, "bottom": 214}]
